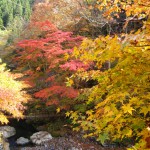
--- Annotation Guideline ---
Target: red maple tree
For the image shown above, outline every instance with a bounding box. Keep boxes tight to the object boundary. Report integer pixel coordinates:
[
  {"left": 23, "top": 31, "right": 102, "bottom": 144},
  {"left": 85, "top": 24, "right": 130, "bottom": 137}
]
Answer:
[{"left": 14, "top": 20, "right": 85, "bottom": 110}]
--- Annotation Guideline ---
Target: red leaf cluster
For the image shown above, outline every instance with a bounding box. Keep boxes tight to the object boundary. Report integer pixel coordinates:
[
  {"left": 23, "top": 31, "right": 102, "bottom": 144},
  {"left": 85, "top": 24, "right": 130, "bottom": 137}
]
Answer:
[
  {"left": 13, "top": 20, "right": 83, "bottom": 110},
  {"left": 61, "top": 60, "right": 90, "bottom": 71},
  {"left": 34, "top": 85, "right": 78, "bottom": 99}
]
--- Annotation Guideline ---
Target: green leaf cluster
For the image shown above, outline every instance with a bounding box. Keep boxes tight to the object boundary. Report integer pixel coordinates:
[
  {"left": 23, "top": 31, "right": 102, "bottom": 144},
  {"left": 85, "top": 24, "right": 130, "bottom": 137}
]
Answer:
[{"left": 0, "top": 0, "right": 33, "bottom": 28}]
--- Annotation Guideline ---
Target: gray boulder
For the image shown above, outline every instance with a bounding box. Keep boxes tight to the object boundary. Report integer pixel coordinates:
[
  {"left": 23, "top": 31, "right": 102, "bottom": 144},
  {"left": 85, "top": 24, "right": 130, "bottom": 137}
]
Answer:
[
  {"left": 16, "top": 137, "right": 30, "bottom": 145},
  {"left": 30, "top": 131, "right": 52, "bottom": 145},
  {"left": 0, "top": 133, "right": 10, "bottom": 150},
  {"left": 0, "top": 126, "right": 16, "bottom": 138}
]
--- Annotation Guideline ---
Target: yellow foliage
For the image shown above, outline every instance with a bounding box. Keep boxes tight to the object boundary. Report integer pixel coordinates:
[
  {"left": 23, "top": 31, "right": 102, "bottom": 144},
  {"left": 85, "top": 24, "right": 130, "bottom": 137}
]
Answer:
[
  {"left": 0, "top": 59, "right": 30, "bottom": 124},
  {"left": 67, "top": 14, "right": 150, "bottom": 149},
  {"left": 87, "top": 0, "right": 150, "bottom": 19}
]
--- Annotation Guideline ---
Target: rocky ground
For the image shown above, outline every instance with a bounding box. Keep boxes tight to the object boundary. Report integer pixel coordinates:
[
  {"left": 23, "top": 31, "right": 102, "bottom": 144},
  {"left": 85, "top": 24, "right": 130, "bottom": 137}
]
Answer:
[{"left": 12, "top": 133, "right": 126, "bottom": 150}]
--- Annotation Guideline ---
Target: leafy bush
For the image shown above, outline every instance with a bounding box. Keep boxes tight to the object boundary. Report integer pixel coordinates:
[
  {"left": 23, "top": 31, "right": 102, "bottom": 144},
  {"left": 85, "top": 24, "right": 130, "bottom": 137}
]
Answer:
[
  {"left": 66, "top": 22, "right": 150, "bottom": 149},
  {"left": 0, "top": 59, "right": 29, "bottom": 124},
  {"left": 13, "top": 20, "right": 83, "bottom": 111}
]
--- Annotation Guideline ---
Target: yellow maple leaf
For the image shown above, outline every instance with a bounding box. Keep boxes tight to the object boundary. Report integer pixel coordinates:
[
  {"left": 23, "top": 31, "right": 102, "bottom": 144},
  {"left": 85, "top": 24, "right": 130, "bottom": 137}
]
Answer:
[
  {"left": 122, "top": 104, "right": 135, "bottom": 115},
  {"left": 65, "top": 111, "right": 70, "bottom": 117},
  {"left": 56, "top": 107, "right": 61, "bottom": 113}
]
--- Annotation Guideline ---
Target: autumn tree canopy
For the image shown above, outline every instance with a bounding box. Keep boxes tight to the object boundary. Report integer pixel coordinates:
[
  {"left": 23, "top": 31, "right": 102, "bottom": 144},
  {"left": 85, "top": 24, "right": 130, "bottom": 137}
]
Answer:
[
  {"left": 5, "top": 0, "right": 150, "bottom": 149},
  {"left": 63, "top": 1, "right": 150, "bottom": 149},
  {"left": 0, "top": 60, "right": 29, "bottom": 124}
]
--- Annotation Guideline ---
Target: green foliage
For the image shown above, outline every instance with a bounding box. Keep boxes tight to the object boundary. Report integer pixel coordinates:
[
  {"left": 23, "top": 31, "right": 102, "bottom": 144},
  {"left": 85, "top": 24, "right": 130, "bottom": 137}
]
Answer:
[
  {"left": 0, "top": 0, "right": 34, "bottom": 45},
  {"left": 0, "top": 0, "right": 33, "bottom": 28},
  {"left": 47, "top": 119, "right": 70, "bottom": 137},
  {"left": 7, "top": 16, "right": 25, "bottom": 44}
]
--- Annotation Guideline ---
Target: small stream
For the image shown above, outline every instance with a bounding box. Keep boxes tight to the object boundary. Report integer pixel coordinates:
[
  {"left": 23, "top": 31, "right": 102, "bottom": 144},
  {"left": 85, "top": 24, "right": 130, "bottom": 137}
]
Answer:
[{"left": 7, "top": 119, "right": 37, "bottom": 149}]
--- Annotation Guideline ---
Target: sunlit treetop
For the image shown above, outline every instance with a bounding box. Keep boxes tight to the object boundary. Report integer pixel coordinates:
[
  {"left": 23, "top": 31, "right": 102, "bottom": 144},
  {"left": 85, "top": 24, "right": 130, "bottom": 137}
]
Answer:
[
  {"left": 0, "top": 59, "right": 30, "bottom": 124},
  {"left": 85, "top": 0, "right": 150, "bottom": 18}
]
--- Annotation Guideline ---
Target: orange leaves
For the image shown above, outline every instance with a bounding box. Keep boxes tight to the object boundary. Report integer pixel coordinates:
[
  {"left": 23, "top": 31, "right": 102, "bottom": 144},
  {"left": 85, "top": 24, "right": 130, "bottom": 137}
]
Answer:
[
  {"left": 34, "top": 85, "right": 78, "bottom": 100},
  {"left": 46, "top": 99, "right": 59, "bottom": 106},
  {"left": 0, "top": 61, "right": 29, "bottom": 123},
  {"left": 33, "top": 20, "right": 58, "bottom": 32},
  {"left": 60, "top": 87, "right": 78, "bottom": 99},
  {"left": 26, "top": 55, "right": 32, "bottom": 60},
  {"left": 8, "top": 1, "right": 150, "bottom": 148},
  {"left": 34, "top": 88, "right": 52, "bottom": 99},
  {"left": 60, "top": 60, "right": 90, "bottom": 71},
  {"left": 46, "top": 76, "right": 55, "bottom": 82},
  {"left": 36, "top": 67, "right": 41, "bottom": 71},
  {"left": 86, "top": 0, "right": 150, "bottom": 23}
]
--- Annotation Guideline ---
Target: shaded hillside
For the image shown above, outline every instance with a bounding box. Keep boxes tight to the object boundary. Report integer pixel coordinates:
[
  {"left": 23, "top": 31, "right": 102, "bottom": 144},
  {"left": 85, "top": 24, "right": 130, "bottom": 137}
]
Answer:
[{"left": 0, "top": 0, "right": 34, "bottom": 29}]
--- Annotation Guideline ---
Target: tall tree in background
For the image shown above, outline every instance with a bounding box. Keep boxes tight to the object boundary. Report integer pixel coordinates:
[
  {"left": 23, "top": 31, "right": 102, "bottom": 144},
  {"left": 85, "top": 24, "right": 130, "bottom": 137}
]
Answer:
[
  {"left": 0, "top": 0, "right": 33, "bottom": 28},
  {"left": 22, "top": 0, "right": 32, "bottom": 20},
  {"left": 0, "top": 0, "right": 34, "bottom": 43},
  {"left": 14, "top": 0, "right": 23, "bottom": 17}
]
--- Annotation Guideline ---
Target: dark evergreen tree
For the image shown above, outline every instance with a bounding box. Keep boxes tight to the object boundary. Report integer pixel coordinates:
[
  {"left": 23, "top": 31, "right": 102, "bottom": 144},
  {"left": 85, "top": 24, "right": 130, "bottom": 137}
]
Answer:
[
  {"left": 0, "top": 0, "right": 34, "bottom": 28},
  {"left": 0, "top": 9, "right": 3, "bottom": 29},
  {"left": 22, "top": 0, "right": 31, "bottom": 20},
  {"left": 0, "top": 18, "right": 3, "bottom": 29},
  {"left": 14, "top": 0, "right": 23, "bottom": 17}
]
